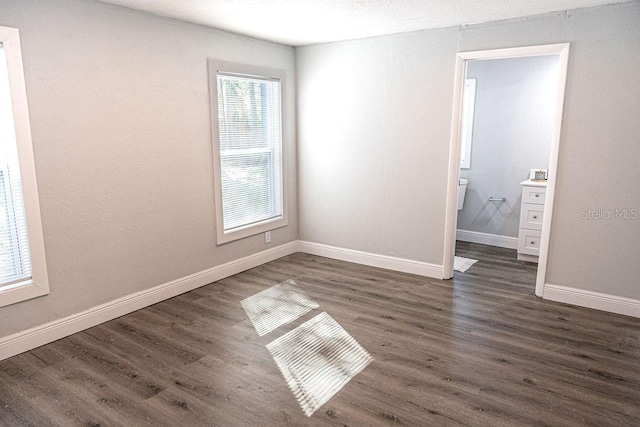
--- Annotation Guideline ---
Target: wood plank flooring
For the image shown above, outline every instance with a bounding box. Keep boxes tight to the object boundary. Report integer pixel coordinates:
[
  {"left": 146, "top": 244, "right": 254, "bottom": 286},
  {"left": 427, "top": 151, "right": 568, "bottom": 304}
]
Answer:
[{"left": 1, "top": 243, "right": 639, "bottom": 426}]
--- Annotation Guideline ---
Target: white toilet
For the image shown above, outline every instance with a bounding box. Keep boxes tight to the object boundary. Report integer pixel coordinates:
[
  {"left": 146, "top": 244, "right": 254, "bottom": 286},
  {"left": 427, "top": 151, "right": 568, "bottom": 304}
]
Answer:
[{"left": 457, "top": 178, "right": 468, "bottom": 210}]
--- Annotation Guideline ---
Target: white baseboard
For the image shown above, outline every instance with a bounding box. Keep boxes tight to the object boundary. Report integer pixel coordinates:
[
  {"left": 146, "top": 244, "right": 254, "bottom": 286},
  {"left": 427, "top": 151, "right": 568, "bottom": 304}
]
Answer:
[
  {"left": 456, "top": 229, "right": 518, "bottom": 249},
  {"left": 298, "top": 241, "right": 444, "bottom": 279},
  {"left": 544, "top": 284, "right": 640, "bottom": 318},
  {"left": 10, "top": 238, "right": 637, "bottom": 361},
  {"left": 517, "top": 253, "right": 539, "bottom": 263},
  {"left": 0, "top": 241, "right": 299, "bottom": 361}
]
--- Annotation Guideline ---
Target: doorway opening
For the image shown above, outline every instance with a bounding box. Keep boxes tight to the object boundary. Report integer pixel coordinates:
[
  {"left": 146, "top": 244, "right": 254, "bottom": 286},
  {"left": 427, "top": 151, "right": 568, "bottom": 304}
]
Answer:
[{"left": 443, "top": 44, "right": 570, "bottom": 297}]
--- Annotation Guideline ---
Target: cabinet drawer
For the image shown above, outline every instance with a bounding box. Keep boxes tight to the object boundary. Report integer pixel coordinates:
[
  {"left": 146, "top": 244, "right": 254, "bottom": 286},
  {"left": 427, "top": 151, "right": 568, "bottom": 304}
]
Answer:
[
  {"left": 518, "top": 229, "right": 541, "bottom": 256},
  {"left": 519, "top": 203, "right": 544, "bottom": 230},
  {"left": 522, "top": 186, "right": 546, "bottom": 205}
]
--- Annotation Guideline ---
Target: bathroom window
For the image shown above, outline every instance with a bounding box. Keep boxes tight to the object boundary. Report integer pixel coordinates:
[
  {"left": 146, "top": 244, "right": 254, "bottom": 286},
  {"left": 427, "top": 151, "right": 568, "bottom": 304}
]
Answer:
[
  {"left": 0, "top": 26, "right": 49, "bottom": 307},
  {"left": 208, "top": 60, "right": 287, "bottom": 244},
  {"left": 460, "top": 78, "right": 476, "bottom": 169}
]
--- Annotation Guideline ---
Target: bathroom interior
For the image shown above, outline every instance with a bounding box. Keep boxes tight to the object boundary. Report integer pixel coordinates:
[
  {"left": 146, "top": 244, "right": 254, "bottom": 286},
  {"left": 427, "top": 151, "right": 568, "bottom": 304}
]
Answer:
[{"left": 454, "top": 54, "right": 561, "bottom": 284}]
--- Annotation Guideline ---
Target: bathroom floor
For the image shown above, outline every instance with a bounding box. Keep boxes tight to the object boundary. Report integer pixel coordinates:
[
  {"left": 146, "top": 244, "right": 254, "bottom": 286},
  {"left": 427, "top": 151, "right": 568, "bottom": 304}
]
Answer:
[{"left": 454, "top": 241, "right": 537, "bottom": 290}]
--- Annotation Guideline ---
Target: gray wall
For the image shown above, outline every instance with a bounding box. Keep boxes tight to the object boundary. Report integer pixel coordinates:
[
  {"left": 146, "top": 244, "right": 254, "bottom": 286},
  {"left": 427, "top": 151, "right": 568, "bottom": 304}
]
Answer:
[
  {"left": 297, "top": 3, "right": 640, "bottom": 299},
  {"left": 457, "top": 56, "right": 557, "bottom": 238},
  {"left": 0, "top": 0, "right": 297, "bottom": 337}
]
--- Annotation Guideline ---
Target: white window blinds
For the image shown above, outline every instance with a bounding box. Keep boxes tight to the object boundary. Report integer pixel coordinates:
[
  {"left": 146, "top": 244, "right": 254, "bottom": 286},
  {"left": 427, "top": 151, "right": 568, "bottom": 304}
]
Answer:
[
  {"left": 0, "top": 43, "right": 32, "bottom": 290},
  {"left": 216, "top": 73, "right": 283, "bottom": 232}
]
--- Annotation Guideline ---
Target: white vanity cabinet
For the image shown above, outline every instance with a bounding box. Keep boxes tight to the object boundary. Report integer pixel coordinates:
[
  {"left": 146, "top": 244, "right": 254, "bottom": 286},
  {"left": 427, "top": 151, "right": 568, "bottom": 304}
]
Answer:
[{"left": 518, "top": 180, "right": 547, "bottom": 262}]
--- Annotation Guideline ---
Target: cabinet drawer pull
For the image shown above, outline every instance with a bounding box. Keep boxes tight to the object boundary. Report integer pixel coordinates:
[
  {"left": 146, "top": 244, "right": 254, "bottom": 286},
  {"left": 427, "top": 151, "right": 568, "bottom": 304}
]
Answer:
[
  {"left": 533, "top": 215, "right": 537, "bottom": 219},
  {"left": 530, "top": 241, "right": 535, "bottom": 244}
]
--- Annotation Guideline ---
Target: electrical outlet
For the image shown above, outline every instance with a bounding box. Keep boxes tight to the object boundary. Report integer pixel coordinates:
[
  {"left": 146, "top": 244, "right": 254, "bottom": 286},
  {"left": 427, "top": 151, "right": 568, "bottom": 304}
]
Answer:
[{"left": 265, "top": 231, "right": 271, "bottom": 244}]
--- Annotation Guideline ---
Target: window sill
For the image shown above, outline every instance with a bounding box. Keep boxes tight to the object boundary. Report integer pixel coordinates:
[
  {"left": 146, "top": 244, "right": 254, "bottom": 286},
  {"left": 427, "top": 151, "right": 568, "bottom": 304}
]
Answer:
[
  {"left": 217, "top": 216, "right": 288, "bottom": 245},
  {"left": 0, "top": 281, "right": 49, "bottom": 308}
]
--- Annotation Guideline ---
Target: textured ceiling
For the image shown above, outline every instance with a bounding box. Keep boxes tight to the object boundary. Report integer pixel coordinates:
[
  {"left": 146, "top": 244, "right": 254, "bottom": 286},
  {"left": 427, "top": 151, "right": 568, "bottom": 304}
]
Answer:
[{"left": 97, "top": 0, "right": 629, "bottom": 46}]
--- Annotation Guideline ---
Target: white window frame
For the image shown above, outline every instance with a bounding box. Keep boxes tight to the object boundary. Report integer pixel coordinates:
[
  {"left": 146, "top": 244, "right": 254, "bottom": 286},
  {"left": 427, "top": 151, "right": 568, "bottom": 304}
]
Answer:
[
  {"left": 0, "top": 26, "right": 49, "bottom": 307},
  {"left": 459, "top": 78, "right": 476, "bottom": 169},
  {"left": 208, "top": 60, "right": 288, "bottom": 244}
]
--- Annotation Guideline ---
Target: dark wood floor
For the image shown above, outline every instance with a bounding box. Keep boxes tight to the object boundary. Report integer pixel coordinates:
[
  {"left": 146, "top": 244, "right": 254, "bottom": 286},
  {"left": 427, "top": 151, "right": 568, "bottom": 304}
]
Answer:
[{"left": 1, "top": 243, "right": 639, "bottom": 426}]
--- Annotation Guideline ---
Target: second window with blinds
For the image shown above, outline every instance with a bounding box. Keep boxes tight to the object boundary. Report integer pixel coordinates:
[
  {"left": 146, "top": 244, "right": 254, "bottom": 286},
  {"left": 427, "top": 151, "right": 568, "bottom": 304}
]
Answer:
[{"left": 208, "top": 61, "right": 287, "bottom": 244}]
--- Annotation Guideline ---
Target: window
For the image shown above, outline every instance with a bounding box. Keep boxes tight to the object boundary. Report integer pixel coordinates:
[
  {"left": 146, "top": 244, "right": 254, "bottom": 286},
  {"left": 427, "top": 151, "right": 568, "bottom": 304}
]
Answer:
[
  {"left": 460, "top": 78, "right": 476, "bottom": 169},
  {"left": 208, "top": 60, "right": 287, "bottom": 244},
  {"left": 0, "top": 26, "right": 48, "bottom": 307}
]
